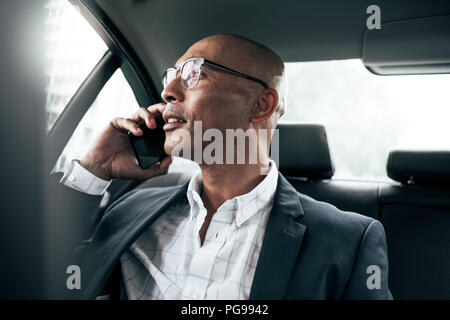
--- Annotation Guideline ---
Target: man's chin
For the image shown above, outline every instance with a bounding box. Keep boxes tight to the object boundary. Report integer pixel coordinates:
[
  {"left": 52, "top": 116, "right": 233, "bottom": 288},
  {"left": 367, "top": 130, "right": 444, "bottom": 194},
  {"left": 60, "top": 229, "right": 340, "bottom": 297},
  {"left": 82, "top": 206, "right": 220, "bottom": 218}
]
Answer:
[
  {"left": 164, "top": 140, "right": 190, "bottom": 160},
  {"left": 164, "top": 129, "right": 194, "bottom": 159},
  {"left": 163, "top": 142, "right": 174, "bottom": 157}
]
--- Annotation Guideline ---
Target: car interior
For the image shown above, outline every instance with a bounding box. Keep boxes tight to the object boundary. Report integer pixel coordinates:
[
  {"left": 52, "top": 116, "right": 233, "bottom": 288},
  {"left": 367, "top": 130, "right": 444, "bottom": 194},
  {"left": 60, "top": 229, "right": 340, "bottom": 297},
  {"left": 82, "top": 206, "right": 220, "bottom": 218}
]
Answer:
[{"left": 3, "top": 0, "right": 449, "bottom": 299}]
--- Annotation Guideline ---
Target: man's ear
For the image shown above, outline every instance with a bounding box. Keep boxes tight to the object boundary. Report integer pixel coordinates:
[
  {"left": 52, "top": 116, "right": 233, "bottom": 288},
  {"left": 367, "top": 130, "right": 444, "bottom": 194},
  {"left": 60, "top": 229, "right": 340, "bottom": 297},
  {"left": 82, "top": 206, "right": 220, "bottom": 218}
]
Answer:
[{"left": 250, "top": 89, "right": 279, "bottom": 123}]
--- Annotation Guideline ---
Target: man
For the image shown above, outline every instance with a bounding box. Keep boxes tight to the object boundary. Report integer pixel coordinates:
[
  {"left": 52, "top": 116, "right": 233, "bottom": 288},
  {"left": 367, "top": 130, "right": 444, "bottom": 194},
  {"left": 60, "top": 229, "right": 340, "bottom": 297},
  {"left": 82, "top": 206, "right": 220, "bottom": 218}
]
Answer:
[{"left": 60, "top": 34, "right": 392, "bottom": 299}]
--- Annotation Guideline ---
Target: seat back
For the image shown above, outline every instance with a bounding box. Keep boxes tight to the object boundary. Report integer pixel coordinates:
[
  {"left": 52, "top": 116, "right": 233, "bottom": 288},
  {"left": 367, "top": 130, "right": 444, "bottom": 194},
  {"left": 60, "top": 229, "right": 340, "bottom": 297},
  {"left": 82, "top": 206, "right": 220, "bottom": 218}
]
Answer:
[
  {"left": 379, "top": 150, "right": 450, "bottom": 299},
  {"left": 278, "top": 125, "right": 450, "bottom": 299},
  {"left": 277, "top": 123, "right": 381, "bottom": 219}
]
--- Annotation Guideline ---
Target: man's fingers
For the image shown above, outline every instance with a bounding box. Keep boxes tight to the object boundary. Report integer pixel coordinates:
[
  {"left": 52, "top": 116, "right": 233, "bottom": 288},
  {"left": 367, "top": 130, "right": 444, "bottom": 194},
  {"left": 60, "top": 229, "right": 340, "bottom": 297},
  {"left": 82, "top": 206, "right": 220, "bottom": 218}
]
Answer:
[
  {"left": 142, "top": 103, "right": 167, "bottom": 129},
  {"left": 137, "top": 107, "right": 155, "bottom": 129},
  {"left": 111, "top": 117, "right": 143, "bottom": 135},
  {"left": 127, "top": 103, "right": 166, "bottom": 129},
  {"left": 128, "top": 107, "right": 152, "bottom": 127},
  {"left": 147, "top": 103, "right": 166, "bottom": 115}
]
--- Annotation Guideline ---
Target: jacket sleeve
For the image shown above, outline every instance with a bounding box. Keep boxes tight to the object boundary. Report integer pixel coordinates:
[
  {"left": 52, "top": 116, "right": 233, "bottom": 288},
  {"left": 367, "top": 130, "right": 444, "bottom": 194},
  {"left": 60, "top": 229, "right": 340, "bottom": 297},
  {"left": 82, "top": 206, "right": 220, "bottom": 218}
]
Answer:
[
  {"left": 45, "top": 172, "right": 105, "bottom": 298},
  {"left": 342, "top": 219, "right": 393, "bottom": 299},
  {"left": 48, "top": 172, "right": 105, "bottom": 244}
]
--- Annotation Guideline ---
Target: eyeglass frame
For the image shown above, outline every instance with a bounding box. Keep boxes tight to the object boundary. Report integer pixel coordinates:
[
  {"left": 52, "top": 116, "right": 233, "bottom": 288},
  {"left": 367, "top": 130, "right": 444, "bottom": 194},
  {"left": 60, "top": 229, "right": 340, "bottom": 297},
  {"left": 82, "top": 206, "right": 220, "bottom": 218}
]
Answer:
[{"left": 162, "top": 57, "right": 270, "bottom": 90}]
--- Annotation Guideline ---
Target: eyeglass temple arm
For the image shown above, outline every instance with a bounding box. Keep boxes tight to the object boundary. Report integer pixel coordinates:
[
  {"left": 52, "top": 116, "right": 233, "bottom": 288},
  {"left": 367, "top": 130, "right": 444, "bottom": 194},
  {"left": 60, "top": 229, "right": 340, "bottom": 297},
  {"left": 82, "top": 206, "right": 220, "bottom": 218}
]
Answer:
[{"left": 203, "top": 59, "right": 269, "bottom": 88}]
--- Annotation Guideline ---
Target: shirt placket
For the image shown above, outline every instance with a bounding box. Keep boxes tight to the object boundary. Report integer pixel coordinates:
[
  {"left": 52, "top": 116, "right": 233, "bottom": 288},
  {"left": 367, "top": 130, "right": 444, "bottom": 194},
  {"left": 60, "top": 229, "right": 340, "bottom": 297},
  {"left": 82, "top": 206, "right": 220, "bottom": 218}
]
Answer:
[{"left": 182, "top": 200, "right": 234, "bottom": 299}]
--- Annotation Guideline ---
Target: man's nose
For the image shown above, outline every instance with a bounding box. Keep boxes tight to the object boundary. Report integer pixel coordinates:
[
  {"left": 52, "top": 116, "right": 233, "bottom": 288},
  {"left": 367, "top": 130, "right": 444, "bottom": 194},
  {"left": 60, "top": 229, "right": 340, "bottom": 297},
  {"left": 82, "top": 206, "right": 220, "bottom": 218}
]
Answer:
[{"left": 161, "top": 76, "right": 185, "bottom": 103}]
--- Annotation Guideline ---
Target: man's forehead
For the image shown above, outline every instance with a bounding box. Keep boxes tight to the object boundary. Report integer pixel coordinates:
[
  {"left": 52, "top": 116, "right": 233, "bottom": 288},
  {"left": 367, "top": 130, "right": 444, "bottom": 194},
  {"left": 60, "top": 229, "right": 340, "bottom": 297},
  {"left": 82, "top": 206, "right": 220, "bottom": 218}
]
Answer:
[
  {"left": 173, "top": 36, "right": 253, "bottom": 69},
  {"left": 171, "top": 35, "right": 282, "bottom": 82},
  {"left": 174, "top": 40, "right": 225, "bottom": 68},
  {"left": 175, "top": 55, "right": 203, "bottom": 68}
]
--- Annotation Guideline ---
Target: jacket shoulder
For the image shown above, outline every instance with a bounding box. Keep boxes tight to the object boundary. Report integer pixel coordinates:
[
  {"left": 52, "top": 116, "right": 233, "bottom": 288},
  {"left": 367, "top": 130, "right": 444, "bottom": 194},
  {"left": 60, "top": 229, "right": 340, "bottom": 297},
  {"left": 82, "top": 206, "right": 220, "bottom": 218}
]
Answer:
[
  {"left": 288, "top": 191, "right": 390, "bottom": 299},
  {"left": 105, "top": 184, "right": 185, "bottom": 215},
  {"left": 297, "top": 192, "right": 375, "bottom": 242}
]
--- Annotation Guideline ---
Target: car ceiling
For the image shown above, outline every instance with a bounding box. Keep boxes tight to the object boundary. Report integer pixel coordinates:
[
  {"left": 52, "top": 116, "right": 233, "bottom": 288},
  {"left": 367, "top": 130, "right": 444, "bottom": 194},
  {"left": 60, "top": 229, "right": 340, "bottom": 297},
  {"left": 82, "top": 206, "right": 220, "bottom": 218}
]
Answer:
[{"left": 94, "top": 0, "right": 450, "bottom": 90}]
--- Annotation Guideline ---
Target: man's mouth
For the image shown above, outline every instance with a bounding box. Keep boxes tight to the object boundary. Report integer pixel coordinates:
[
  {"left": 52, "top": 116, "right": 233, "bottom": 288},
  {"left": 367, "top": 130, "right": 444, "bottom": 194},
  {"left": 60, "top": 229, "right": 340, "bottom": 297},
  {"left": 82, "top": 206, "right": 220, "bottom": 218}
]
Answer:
[{"left": 162, "top": 112, "right": 187, "bottom": 131}]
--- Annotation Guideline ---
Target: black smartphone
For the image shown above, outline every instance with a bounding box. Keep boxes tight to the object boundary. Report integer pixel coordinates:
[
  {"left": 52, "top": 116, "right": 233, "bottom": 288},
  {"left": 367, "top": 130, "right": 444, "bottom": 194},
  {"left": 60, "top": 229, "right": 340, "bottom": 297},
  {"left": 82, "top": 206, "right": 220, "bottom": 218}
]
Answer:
[{"left": 128, "top": 114, "right": 167, "bottom": 169}]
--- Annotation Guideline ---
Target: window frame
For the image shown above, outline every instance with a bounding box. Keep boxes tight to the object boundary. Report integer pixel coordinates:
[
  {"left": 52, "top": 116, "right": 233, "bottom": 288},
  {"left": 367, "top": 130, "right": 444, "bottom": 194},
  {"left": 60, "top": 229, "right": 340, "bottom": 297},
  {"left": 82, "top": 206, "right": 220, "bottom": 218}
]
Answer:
[
  {"left": 45, "top": 50, "right": 120, "bottom": 173},
  {"left": 68, "top": 0, "right": 159, "bottom": 106},
  {"left": 45, "top": 0, "right": 162, "bottom": 208}
]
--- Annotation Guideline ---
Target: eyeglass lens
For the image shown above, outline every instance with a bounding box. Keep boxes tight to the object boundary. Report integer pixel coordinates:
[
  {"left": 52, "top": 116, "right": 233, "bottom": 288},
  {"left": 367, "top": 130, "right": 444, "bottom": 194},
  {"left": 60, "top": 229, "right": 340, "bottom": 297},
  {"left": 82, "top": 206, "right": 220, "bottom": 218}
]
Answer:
[
  {"left": 163, "top": 59, "right": 201, "bottom": 89},
  {"left": 181, "top": 59, "right": 202, "bottom": 89}
]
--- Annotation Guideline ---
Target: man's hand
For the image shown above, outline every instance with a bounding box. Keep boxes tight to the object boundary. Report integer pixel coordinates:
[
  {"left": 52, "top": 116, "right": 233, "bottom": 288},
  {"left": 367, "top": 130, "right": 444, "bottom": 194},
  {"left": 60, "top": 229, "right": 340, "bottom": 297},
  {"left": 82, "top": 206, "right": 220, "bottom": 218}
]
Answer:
[{"left": 80, "top": 103, "right": 172, "bottom": 181}]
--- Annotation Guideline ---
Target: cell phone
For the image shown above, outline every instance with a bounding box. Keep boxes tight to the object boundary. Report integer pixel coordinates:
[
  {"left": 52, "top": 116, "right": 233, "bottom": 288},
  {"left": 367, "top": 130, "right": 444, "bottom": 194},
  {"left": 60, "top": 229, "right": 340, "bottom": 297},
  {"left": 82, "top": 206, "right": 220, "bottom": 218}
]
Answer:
[{"left": 128, "top": 114, "right": 167, "bottom": 169}]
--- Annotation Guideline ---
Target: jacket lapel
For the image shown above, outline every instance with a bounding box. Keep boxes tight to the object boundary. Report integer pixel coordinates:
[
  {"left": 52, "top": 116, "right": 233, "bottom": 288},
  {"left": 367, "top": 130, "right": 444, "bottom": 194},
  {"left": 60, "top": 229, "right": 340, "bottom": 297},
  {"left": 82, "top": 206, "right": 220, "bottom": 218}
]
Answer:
[
  {"left": 249, "top": 173, "right": 307, "bottom": 299},
  {"left": 80, "top": 182, "right": 189, "bottom": 299}
]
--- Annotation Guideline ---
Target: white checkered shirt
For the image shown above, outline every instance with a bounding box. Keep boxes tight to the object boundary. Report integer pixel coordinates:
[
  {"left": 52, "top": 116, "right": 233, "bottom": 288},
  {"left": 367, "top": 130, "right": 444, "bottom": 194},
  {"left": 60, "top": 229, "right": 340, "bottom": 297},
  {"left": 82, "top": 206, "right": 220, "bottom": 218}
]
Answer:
[
  {"left": 120, "top": 160, "right": 278, "bottom": 300},
  {"left": 61, "top": 158, "right": 278, "bottom": 300}
]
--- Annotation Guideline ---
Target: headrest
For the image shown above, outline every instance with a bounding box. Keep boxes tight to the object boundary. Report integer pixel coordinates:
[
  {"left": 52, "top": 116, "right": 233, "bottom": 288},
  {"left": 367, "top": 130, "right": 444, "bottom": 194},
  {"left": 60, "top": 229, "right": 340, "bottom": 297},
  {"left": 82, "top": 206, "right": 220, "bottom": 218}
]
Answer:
[
  {"left": 275, "top": 123, "right": 334, "bottom": 179},
  {"left": 387, "top": 150, "right": 450, "bottom": 186}
]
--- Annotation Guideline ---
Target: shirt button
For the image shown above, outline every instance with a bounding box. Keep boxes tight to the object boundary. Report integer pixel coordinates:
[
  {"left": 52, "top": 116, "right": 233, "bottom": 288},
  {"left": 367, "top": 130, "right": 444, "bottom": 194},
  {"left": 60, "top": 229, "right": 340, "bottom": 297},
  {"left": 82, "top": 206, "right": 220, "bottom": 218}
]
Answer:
[
  {"left": 68, "top": 174, "right": 76, "bottom": 182},
  {"left": 190, "top": 291, "right": 200, "bottom": 299}
]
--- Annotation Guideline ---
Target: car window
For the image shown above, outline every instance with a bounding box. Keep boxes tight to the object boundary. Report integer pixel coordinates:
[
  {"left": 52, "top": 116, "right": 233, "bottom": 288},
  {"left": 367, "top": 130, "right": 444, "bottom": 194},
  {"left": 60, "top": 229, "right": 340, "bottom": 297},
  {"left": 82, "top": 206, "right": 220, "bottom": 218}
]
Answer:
[
  {"left": 52, "top": 69, "right": 140, "bottom": 173},
  {"left": 44, "top": 0, "right": 108, "bottom": 132},
  {"left": 282, "top": 59, "right": 450, "bottom": 181}
]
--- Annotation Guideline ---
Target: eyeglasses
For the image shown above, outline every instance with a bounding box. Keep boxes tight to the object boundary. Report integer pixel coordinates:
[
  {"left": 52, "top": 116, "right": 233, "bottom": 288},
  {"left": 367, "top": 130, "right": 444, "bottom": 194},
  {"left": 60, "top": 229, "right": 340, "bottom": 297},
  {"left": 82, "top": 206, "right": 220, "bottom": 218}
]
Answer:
[{"left": 162, "top": 57, "right": 269, "bottom": 89}]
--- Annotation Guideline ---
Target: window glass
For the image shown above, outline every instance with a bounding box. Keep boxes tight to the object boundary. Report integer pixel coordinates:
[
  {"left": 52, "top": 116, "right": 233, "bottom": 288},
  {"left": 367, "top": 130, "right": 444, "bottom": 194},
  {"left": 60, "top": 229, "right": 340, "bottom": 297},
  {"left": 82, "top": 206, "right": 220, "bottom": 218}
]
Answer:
[
  {"left": 282, "top": 60, "right": 450, "bottom": 181},
  {"left": 44, "top": 0, "right": 108, "bottom": 131},
  {"left": 53, "top": 69, "right": 140, "bottom": 173}
]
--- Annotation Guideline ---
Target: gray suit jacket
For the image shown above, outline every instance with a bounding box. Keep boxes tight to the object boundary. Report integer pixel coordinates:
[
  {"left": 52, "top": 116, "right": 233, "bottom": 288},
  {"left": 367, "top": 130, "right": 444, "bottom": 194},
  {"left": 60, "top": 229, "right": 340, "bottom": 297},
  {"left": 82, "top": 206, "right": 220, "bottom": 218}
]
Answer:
[{"left": 71, "top": 173, "right": 392, "bottom": 300}]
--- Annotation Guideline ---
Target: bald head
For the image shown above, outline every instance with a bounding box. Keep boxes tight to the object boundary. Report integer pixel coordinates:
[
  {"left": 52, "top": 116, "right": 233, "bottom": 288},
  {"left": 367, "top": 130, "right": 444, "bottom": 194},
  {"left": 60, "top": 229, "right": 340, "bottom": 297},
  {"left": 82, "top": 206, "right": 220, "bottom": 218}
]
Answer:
[
  {"left": 181, "top": 34, "right": 287, "bottom": 119},
  {"left": 162, "top": 34, "right": 287, "bottom": 163}
]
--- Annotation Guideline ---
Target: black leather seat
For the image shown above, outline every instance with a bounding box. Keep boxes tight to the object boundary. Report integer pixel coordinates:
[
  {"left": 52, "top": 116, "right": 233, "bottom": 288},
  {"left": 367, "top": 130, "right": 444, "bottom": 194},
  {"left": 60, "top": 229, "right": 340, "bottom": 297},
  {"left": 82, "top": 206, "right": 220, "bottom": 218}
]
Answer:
[
  {"left": 379, "top": 151, "right": 450, "bottom": 299},
  {"left": 277, "top": 123, "right": 381, "bottom": 220},
  {"left": 277, "top": 124, "right": 450, "bottom": 299}
]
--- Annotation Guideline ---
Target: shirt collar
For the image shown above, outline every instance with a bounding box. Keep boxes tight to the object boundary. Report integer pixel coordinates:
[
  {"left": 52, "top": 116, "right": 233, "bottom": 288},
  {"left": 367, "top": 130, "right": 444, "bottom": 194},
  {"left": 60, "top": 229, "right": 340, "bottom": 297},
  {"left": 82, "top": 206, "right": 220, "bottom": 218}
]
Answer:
[
  {"left": 186, "top": 170, "right": 203, "bottom": 212},
  {"left": 186, "top": 160, "right": 279, "bottom": 227}
]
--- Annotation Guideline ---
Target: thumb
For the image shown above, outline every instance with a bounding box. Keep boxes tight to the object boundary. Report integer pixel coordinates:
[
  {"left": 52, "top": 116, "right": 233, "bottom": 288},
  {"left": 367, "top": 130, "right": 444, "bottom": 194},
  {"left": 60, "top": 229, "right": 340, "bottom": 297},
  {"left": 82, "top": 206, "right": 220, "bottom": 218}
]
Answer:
[
  {"left": 136, "top": 156, "right": 172, "bottom": 180},
  {"left": 157, "top": 156, "right": 173, "bottom": 173}
]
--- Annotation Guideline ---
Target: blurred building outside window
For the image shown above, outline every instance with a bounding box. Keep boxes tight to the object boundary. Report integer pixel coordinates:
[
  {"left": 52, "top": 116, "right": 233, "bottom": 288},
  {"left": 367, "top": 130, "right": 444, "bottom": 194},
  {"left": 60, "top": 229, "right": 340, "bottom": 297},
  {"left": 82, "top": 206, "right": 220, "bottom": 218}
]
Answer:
[
  {"left": 44, "top": 0, "right": 139, "bottom": 172},
  {"left": 283, "top": 60, "right": 450, "bottom": 181}
]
